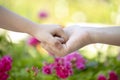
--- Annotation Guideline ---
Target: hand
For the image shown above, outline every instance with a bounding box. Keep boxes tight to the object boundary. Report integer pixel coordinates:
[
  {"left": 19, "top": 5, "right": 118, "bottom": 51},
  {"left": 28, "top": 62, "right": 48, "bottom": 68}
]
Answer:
[
  {"left": 31, "top": 24, "right": 68, "bottom": 55},
  {"left": 43, "top": 25, "right": 93, "bottom": 57},
  {"left": 63, "top": 25, "right": 93, "bottom": 55}
]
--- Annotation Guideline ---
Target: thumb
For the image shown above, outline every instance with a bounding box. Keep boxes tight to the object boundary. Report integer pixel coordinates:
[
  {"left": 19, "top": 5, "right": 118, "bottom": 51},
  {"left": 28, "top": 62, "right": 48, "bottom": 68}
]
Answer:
[{"left": 66, "top": 34, "right": 80, "bottom": 53}]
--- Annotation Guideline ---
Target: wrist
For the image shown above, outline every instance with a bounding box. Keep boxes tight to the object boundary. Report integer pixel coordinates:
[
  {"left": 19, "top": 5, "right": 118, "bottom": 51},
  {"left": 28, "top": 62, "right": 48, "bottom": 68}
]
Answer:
[
  {"left": 88, "top": 27, "right": 100, "bottom": 44},
  {"left": 26, "top": 23, "right": 42, "bottom": 36}
]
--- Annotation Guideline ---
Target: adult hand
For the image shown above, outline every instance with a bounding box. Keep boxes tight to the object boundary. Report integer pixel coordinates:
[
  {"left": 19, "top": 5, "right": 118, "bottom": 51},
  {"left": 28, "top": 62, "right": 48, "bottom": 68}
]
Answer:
[{"left": 63, "top": 25, "right": 93, "bottom": 55}]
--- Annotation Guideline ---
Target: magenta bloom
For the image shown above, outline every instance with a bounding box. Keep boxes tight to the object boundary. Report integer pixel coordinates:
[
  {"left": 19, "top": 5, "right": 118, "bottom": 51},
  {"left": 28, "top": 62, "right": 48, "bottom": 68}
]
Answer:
[
  {"left": 108, "top": 71, "right": 118, "bottom": 80},
  {"left": 28, "top": 37, "right": 40, "bottom": 46},
  {"left": 42, "top": 63, "right": 54, "bottom": 75},
  {"left": 42, "top": 51, "right": 86, "bottom": 79},
  {"left": 97, "top": 74, "right": 107, "bottom": 80},
  {"left": 0, "top": 55, "right": 12, "bottom": 80},
  {"left": 0, "top": 72, "right": 9, "bottom": 80},
  {"left": 0, "top": 55, "right": 12, "bottom": 72},
  {"left": 65, "top": 51, "right": 86, "bottom": 70},
  {"left": 54, "top": 58, "right": 73, "bottom": 79},
  {"left": 38, "top": 11, "right": 48, "bottom": 19}
]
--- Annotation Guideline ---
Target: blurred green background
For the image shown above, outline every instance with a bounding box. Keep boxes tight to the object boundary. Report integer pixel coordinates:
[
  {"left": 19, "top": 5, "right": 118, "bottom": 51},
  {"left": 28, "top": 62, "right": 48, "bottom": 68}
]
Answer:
[
  {"left": 1, "top": 0, "right": 120, "bottom": 24},
  {"left": 0, "top": 0, "right": 120, "bottom": 80}
]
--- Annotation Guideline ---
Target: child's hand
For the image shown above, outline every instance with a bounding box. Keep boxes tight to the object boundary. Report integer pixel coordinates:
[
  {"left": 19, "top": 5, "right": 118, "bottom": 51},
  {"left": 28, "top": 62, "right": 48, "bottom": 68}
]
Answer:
[
  {"left": 40, "top": 25, "right": 93, "bottom": 57},
  {"left": 38, "top": 25, "right": 93, "bottom": 57},
  {"left": 31, "top": 24, "right": 68, "bottom": 55}
]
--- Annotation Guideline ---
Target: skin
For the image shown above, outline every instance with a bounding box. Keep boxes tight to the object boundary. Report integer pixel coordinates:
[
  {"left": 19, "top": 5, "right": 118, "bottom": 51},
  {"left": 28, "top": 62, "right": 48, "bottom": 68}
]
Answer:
[
  {"left": 0, "top": 6, "right": 67, "bottom": 52},
  {"left": 1, "top": 6, "right": 120, "bottom": 57},
  {"left": 46, "top": 25, "right": 120, "bottom": 57},
  {"left": 64, "top": 25, "right": 120, "bottom": 54}
]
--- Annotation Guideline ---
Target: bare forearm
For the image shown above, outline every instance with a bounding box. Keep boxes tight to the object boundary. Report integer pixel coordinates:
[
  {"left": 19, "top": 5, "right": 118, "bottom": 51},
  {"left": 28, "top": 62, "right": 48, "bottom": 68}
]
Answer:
[
  {"left": 0, "top": 6, "right": 38, "bottom": 35},
  {"left": 90, "top": 27, "right": 120, "bottom": 46}
]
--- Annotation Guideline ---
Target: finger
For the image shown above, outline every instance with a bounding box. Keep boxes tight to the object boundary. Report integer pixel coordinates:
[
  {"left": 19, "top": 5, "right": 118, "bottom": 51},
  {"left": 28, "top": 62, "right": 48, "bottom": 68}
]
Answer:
[
  {"left": 44, "top": 33, "right": 61, "bottom": 48},
  {"left": 41, "top": 43, "right": 55, "bottom": 56},
  {"left": 42, "top": 34, "right": 67, "bottom": 57},
  {"left": 41, "top": 42, "right": 62, "bottom": 57},
  {"left": 49, "top": 43, "right": 67, "bottom": 57},
  {"left": 54, "top": 37, "right": 64, "bottom": 44},
  {"left": 59, "top": 44, "right": 68, "bottom": 57},
  {"left": 54, "top": 27, "right": 68, "bottom": 43},
  {"left": 66, "top": 34, "right": 79, "bottom": 53},
  {"left": 49, "top": 36, "right": 68, "bottom": 57}
]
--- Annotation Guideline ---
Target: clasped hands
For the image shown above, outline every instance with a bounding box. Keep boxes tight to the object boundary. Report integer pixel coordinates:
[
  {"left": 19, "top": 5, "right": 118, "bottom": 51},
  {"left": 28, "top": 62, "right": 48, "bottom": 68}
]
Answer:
[
  {"left": 32, "top": 24, "right": 92, "bottom": 57},
  {"left": 1, "top": 6, "right": 120, "bottom": 56}
]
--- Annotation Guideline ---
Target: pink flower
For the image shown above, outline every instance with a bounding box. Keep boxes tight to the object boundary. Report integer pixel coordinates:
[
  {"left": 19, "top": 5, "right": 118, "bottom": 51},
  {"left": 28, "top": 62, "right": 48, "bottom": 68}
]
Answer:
[
  {"left": 0, "top": 72, "right": 9, "bottom": 80},
  {"left": 28, "top": 37, "right": 40, "bottom": 46},
  {"left": 42, "top": 51, "right": 86, "bottom": 79},
  {"left": 0, "top": 62, "right": 4, "bottom": 72},
  {"left": 38, "top": 10, "right": 48, "bottom": 19},
  {"left": 97, "top": 74, "right": 107, "bottom": 80},
  {"left": 0, "top": 55, "right": 12, "bottom": 80},
  {"left": 108, "top": 71, "right": 118, "bottom": 80},
  {"left": 76, "top": 63, "right": 85, "bottom": 70},
  {"left": 0, "top": 55, "right": 12, "bottom": 72},
  {"left": 54, "top": 58, "right": 73, "bottom": 79},
  {"left": 56, "top": 67, "right": 71, "bottom": 79},
  {"left": 42, "top": 63, "right": 54, "bottom": 75},
  {"left": 65, "top": 51, "right": 86, "bottom": 70}
]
